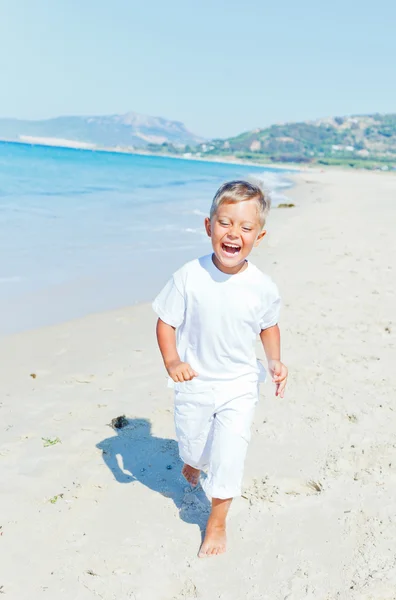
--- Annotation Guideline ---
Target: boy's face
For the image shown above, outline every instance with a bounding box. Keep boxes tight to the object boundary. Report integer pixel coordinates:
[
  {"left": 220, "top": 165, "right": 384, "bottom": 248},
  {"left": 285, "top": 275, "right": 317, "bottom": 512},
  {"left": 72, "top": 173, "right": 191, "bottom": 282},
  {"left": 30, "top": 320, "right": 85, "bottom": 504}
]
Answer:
[{"left": 205, "top": 199, "right": 266, "bottom": 274}]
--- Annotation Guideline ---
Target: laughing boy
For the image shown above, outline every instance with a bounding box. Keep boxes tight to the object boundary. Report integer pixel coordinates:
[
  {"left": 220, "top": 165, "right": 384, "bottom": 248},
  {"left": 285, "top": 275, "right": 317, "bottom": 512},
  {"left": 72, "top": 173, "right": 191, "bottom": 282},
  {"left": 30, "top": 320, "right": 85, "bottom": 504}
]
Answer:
[{"left": 153, "top": 180, "right": 288, "bottom": 557}]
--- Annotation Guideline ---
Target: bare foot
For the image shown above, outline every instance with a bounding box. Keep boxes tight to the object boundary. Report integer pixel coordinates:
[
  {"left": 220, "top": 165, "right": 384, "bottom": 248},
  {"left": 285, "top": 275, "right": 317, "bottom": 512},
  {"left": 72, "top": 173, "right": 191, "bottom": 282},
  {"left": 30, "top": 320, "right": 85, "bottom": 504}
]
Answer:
[
  {"left": 182, "top": 463, "right": 200, "bottom": 487},
  {"left": 198, "top": 519, "right": 226, "bottom": 557}
]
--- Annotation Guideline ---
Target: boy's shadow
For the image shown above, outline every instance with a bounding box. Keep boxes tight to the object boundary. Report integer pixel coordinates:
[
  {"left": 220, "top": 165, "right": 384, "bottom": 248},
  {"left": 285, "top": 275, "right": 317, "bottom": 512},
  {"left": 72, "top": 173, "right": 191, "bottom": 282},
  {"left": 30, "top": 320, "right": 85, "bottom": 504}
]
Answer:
[{"left": 96, "top": 418, "right": 210, "bottom": 534}]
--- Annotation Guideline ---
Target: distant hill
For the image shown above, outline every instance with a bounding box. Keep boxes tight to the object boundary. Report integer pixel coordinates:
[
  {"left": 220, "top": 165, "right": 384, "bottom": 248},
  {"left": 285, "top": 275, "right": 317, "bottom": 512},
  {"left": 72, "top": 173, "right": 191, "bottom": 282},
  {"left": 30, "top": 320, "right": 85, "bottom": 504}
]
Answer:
[
  {"left": 197, "top": 114, "right": 396, "bottom": 168},
  {"left": 1, "top": 111, "right": 395, "bottom": 169},
  {"left": 0, "top": 112, "right": 203, "bottom": 149}
]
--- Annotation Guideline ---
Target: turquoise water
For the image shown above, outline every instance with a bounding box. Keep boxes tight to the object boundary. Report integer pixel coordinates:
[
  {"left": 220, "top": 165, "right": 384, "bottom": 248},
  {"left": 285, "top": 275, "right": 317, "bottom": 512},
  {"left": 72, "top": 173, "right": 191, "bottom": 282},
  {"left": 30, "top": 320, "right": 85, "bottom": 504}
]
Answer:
[{"left": 0, "top": 141, "right": 292, "bottom": 334}]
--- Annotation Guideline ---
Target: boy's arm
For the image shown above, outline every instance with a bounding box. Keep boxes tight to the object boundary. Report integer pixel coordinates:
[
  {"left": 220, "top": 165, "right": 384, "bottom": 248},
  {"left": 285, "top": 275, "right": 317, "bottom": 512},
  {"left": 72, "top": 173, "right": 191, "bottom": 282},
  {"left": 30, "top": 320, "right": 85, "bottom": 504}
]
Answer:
[
  {"left": 156, "top": 318, "right": 198, "bottom": 382},
  {"left": 260, "top": 324, "right": 288, "bottom": 398}
]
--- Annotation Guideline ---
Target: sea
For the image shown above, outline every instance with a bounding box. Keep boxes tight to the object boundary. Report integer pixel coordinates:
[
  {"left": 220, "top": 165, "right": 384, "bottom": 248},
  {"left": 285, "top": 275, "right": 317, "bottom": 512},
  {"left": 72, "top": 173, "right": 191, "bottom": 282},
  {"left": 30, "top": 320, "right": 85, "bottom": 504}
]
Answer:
[{"left": 0, "top": 141, "right": 293, "bottom": 335}]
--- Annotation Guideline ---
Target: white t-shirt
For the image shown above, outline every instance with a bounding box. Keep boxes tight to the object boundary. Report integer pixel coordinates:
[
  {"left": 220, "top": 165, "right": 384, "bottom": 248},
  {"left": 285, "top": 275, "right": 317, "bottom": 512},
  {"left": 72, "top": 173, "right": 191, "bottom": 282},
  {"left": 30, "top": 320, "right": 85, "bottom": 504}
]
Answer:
[{"left": 152, "top": 254, "right": 280, "bottom": 385}]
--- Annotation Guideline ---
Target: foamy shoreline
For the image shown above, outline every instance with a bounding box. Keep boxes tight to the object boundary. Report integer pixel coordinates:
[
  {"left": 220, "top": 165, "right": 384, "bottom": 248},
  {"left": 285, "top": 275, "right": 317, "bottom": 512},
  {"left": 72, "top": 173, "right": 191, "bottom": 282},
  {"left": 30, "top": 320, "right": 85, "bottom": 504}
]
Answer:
[{"left": 1, "top": 169, "right": 395, "bottom": 598}]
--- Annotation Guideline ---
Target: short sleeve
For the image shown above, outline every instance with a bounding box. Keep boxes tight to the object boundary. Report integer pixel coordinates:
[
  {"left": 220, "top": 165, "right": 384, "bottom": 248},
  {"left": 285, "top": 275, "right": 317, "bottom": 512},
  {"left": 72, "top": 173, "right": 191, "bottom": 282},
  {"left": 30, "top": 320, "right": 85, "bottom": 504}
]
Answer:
[
  {"left": 259, "top": 285, "right": 281, "bottom": 330},
  {"left": 152, "top": 276, "right": 186, "bottom": 328}
]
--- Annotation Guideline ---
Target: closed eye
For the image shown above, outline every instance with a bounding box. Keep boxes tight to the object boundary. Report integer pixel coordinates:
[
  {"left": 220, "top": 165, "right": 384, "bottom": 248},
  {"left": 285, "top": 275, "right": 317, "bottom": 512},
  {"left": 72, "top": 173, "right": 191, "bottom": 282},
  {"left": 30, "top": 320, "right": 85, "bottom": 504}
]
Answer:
[{"left": 242, "top": 227, "right": 252, "bottom": 232}]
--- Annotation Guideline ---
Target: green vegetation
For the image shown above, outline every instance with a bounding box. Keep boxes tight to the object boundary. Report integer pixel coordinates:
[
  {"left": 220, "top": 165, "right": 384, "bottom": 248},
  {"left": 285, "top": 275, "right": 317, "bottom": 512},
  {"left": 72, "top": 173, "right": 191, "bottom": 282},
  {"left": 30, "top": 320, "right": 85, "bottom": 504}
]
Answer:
[
  {"left": 148, "top": 113, "right": 396, "bottom": 170},
  {"left": 42, "top": 437, "right": 61, "bottom": 447},
  {"left": 49, "top": 494, "right": 64, "bottom": 504}
]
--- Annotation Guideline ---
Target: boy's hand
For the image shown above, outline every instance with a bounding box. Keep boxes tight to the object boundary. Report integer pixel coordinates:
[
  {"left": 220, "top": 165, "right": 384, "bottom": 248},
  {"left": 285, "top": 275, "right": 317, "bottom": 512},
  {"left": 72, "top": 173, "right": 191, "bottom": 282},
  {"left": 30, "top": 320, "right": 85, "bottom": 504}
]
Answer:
[
  {"left": 268, "top": 360, "right": 288, "bottom": 398},
  {"left": 166, "top": 360, "right": 198, "bottom": 383}
]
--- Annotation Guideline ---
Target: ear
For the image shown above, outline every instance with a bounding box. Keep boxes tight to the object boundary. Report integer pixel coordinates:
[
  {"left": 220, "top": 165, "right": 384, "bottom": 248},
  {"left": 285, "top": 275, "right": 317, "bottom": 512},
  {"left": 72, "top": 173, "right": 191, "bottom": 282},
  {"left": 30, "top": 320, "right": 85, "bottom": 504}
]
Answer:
[
  {"left": 254, "top": 229, "right": 266, "bottom": 247},
  {"left": 204, "top": 217, "right": 212, "bottom": 237}
]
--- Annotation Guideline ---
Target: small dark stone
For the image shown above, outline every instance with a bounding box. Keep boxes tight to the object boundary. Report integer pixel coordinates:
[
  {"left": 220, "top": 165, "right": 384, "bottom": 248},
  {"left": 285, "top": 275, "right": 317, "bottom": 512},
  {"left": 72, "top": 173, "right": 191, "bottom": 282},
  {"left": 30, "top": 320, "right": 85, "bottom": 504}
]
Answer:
[{"left": 110, "top": 415, "right": 129, "bottom": 429}]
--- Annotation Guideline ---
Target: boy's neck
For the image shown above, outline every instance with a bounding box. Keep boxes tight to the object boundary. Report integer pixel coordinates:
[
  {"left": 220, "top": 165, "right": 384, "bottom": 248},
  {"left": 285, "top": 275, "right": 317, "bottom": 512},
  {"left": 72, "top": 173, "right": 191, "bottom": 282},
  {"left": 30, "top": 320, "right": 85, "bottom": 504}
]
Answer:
[{"left": 211, "top": 253, "right": 248, "bottom": 275}]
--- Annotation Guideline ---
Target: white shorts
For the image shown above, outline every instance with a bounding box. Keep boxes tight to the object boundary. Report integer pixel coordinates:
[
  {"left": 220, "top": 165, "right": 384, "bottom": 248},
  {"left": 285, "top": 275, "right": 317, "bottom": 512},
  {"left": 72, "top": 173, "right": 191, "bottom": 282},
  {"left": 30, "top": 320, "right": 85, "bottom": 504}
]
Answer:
[{"left": 174, "top": 379, "right": 259, "bottom": 499}]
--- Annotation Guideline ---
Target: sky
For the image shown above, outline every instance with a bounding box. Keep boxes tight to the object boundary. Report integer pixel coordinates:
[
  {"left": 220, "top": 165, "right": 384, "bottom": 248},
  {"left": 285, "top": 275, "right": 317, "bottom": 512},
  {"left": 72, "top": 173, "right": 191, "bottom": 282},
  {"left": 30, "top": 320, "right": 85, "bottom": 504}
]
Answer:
[{"left": 0, "top": 0, "right": 395, "bottom": 139}]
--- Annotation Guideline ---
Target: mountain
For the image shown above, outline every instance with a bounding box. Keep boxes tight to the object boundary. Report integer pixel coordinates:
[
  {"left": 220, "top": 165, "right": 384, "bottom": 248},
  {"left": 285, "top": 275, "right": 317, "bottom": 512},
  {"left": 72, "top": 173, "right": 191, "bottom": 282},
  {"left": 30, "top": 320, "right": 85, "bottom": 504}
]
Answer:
[
  {"left": 1, "top": 111, "right": 395, "bottom": 169},
  {"left": 198, "top": 114, "right": 396, "bottom": 168},
  {"left": 0, "top": 112, "right": 203, "bottom": 149}
]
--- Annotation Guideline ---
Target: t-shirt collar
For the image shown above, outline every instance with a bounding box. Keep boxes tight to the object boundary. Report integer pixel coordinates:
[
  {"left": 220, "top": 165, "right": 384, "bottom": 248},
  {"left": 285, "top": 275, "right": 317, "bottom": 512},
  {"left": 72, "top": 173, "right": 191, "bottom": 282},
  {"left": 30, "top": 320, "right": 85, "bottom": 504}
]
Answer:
[{"left": 203, "top": 253, "right": 249, "bottom": 282}]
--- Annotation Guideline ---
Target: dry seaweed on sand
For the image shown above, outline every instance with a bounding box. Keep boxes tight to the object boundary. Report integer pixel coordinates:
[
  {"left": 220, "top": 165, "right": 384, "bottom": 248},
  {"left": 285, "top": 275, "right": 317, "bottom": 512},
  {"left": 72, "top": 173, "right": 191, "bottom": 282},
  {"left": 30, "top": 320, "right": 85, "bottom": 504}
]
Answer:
[{"left": 307, "top": 480, "right": 323, "bottom": 493}]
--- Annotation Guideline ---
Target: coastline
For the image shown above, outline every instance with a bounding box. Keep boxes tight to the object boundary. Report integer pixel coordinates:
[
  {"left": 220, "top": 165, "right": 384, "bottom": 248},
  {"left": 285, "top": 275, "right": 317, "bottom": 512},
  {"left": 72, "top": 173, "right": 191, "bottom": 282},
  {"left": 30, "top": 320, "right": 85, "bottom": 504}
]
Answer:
[
  {"left": 0, "top": 137, "right": 301, "bottom": 171},
  {"left": 1, "top": 169, "right": 395, "bottom": 598}
]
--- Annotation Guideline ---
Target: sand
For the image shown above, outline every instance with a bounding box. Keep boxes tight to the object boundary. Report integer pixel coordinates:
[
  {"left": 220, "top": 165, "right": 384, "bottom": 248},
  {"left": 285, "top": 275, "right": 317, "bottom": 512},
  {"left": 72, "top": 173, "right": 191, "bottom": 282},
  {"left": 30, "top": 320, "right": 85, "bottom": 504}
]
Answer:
[{"left": 0, "top": 168, "right": 395, "bottom": 599}]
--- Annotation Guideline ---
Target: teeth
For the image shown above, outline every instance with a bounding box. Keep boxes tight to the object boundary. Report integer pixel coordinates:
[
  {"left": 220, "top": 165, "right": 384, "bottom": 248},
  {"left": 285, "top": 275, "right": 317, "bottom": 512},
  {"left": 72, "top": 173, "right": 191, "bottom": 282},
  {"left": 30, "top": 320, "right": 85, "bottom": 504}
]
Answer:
[{"left": 222, "top": 243, "right": 240, "bottom": 255}]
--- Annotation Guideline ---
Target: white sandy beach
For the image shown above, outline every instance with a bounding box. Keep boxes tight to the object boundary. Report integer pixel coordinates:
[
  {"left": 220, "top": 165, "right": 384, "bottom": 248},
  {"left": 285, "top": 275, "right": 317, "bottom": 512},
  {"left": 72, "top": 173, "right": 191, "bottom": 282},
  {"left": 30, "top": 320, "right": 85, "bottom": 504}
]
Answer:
[{"left": 1, "top": 169, "right": 395, "bottom": 599}]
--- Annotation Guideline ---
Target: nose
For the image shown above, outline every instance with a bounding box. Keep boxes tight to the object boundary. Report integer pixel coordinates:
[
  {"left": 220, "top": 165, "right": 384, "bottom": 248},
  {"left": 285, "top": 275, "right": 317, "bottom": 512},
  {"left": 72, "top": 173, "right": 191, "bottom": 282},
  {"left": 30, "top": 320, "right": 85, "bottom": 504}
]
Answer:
[{"left": 227, "top": 225, "right": 239, "bottom": 239}]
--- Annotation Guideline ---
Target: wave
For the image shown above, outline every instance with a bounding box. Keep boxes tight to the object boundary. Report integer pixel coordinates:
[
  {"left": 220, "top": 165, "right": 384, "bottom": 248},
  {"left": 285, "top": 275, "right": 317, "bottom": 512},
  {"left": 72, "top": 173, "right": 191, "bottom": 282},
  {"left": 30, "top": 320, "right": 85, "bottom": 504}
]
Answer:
[
  {"left": 39, "top": 185, "right": 116, "bottom": 196},
  {"left": 248, "top": 171, "right": 293, "bottom": 191},
  {"left": 138, "top": 177, "right": 214, "bottom": 190},
  {"left": 246, "top": 171, "right": 295, "bottom": 207}
]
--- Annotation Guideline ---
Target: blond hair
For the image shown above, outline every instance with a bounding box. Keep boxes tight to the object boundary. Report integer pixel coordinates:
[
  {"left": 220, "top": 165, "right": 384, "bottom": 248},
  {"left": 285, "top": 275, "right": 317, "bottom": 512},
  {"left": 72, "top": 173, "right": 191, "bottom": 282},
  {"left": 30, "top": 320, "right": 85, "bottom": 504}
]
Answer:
[{"left": 210, "top": 180, "right": 271, "bottom": 229}]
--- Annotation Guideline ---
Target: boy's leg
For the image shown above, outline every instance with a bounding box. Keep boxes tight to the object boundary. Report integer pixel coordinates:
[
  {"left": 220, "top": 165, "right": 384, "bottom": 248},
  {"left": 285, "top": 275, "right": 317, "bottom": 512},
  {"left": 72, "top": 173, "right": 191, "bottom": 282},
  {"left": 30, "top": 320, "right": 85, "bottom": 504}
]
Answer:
[
  {"left": 199, "top": 382, "right": 258, "bottom": 556},
  {"left": 174, "top": 389, "right": 215, "bottom": 486},
  {"left": 181, "top": 422, "right": 215, "bottom": 485},
  {"left": 202, "top": 388, "right": 257, "bottom": 498},
  {"left": 198, "top": 497, "right": 232, "bottom": 557}
]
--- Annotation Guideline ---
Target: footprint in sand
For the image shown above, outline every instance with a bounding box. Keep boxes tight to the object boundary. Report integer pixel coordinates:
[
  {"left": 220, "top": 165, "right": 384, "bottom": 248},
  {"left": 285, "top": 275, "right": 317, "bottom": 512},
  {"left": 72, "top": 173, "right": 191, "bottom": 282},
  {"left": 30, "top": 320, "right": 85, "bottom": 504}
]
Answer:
[
  {"left": 179, "top": 485, "right": 210, "bottom": 530},
  {"left": 242, "top": 477, "right": 324, "bottom": 507},
  {"left": 173, "top": 578, "right": 198, "bottom": 600},
  {"left": 78, "top": 571, "right": 136, "bottom": 598},
  {"left": 283, "top": 568, "right": 316, "bottom": 600}
]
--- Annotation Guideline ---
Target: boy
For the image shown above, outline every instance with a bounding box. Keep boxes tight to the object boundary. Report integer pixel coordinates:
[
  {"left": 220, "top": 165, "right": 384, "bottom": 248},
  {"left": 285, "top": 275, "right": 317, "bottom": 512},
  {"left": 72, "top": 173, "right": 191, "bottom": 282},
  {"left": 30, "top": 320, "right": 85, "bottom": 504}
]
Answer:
[{"left": 152, "top": 180, "right": 288, "bottom": 557}]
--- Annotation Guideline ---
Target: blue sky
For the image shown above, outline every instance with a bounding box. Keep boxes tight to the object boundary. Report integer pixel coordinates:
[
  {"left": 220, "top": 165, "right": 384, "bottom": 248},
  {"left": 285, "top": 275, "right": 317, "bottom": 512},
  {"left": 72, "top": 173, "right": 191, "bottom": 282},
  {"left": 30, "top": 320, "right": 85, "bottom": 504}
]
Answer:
[{"left": 1, "top": 0, "right": 395, "bottom": 138}]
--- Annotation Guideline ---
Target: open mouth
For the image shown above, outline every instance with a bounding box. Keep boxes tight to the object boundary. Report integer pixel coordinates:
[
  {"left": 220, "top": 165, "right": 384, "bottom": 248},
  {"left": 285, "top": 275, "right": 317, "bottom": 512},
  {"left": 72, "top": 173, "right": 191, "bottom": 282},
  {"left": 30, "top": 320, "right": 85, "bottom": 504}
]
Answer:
[{"left": 221, "top": 243, "right": 241, "bottom": 257}]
